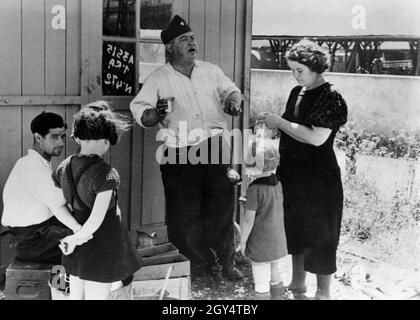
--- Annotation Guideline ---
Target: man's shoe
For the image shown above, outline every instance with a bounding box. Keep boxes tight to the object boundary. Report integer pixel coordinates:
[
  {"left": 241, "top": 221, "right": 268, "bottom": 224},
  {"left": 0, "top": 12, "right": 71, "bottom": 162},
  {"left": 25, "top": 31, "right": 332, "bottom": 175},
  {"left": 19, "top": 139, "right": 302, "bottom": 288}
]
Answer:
[{"left": 222, "top": 267, "right": 243, "bottom": 281}]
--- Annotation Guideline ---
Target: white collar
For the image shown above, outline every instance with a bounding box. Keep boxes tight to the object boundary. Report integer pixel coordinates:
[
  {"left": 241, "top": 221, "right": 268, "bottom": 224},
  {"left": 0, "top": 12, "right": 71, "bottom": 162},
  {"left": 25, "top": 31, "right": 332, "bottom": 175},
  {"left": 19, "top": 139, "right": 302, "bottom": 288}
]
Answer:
[
  {"left": 246, "top": 170, "right": 276, "bottom": 184},
  {"left": 27, "top": 149, "right": 51, "bottom": 168},
  {"left": 167, "top": 60, "right": 199, "bottom": 75}
]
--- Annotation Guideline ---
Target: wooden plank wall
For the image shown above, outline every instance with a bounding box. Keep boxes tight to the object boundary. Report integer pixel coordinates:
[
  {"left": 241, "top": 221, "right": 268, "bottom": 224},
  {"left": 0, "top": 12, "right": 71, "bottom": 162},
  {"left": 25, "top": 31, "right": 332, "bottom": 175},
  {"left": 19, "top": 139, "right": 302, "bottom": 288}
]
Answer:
[
  {"left": 0, "top": 0, "right": 22, "bottom": 276},
  {"left": 0, "top": 0, "right": 82, "bottom": 271}
]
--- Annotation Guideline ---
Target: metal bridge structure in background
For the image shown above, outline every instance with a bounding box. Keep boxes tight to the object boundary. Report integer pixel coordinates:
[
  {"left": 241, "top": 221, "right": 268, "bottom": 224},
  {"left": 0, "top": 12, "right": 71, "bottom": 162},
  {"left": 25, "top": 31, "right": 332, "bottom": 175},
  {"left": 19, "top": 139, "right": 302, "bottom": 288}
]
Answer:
[
  {"left": 252, "top": 35, "right": 420, "bottom": 76},
  {"left": 252, "top": 0, "right": 420, "bottom": 76}
]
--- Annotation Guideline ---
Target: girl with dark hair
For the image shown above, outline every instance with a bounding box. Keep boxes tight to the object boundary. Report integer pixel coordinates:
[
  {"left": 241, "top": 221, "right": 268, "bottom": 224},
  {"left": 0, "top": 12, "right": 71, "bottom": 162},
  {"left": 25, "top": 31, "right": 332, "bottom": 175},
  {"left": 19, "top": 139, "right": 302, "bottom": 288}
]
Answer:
[
  {"left": 52, "top": 101, "right": 140, "bottom": 300},
  {"left": 260, "top": 39, "right": 348, "bottom": 300}
]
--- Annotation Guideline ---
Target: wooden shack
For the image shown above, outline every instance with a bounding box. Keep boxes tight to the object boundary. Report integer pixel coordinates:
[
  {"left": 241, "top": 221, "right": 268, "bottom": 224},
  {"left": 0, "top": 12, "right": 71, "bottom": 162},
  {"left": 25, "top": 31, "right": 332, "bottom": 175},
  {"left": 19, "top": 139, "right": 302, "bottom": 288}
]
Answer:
[{"left": 0, "top": 0, "right": 252, "bottom": 275}]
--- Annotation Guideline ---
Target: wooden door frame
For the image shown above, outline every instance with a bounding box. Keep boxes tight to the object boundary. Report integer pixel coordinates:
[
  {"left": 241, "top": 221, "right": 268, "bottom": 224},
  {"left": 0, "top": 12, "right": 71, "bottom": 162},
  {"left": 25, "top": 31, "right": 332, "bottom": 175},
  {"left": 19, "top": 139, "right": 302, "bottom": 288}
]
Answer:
[{"left": 81, "top": 0, "right": 146, "bottom": 236}]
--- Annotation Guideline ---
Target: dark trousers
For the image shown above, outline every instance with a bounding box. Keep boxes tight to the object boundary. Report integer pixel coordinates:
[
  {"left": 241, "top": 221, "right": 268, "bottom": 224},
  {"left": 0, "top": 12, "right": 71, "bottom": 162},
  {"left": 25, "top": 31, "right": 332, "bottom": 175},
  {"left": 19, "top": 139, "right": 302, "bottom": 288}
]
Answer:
[
  {"left": 160, "top": 137, "right": 235, "bottom": 270},
  {"left": 3, "top": 217, "right": 71, "bottom": 265}
]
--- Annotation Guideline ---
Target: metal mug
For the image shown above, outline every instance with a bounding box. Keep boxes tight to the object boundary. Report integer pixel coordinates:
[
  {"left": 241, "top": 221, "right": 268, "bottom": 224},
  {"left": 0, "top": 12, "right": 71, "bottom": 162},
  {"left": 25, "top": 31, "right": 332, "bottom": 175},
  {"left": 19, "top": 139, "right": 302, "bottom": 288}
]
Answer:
[{"left": 162, "top": 97, "right": 175, "bottom": 113}]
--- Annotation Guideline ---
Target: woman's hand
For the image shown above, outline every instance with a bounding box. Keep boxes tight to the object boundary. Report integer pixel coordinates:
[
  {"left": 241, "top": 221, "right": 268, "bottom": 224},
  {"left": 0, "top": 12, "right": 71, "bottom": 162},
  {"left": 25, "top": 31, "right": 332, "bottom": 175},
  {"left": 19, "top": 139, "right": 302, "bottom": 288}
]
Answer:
[{"left": 260, "top": 112, "right": 282, "bottom": 130}]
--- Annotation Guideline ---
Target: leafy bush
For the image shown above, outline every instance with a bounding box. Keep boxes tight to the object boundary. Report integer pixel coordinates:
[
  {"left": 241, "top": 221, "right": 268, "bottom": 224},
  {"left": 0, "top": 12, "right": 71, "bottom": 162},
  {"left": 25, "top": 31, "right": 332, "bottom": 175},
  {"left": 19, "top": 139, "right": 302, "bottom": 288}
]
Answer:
[
  {"left": 336, "top": 121, "right": 420, "bottom": 161},
  {"left": 342, "top": 175, "right": 387, "bottom": 241},
  {"left": 342, "top": 173, "right": 419, "bottom": 241}
]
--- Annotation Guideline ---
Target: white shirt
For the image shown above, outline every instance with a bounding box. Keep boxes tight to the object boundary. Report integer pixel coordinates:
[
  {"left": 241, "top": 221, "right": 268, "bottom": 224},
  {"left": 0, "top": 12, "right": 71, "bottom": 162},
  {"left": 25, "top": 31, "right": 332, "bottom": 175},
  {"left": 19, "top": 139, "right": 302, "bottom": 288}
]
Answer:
[
  {"left": 1, "top": 149, "right": 67, "bottom": 227},
  {"left": 130, "top": 60, "right": 241, "bottom": 148}
]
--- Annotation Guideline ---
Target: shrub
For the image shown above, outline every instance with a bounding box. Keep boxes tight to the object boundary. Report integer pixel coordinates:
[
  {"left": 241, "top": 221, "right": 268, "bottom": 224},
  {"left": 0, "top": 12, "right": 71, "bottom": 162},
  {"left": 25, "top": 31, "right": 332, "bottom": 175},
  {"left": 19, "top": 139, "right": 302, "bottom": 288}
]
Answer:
[
  {"left": 336, "top": 121, "right": 420, "bottom": 161},
  {"left": 342, "top": 173, "right": 420, "bottom": 243},
  {"left": 342, "top": 174, "right": 387, "bottom": 241}
]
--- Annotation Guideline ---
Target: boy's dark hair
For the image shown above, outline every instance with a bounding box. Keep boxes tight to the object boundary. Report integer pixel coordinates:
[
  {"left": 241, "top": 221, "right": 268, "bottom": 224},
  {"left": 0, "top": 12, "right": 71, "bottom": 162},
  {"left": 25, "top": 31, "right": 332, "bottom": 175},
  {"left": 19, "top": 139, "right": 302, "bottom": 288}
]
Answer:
[
  {"left": 286, "top": 39, "right": 330, "bottom": 73},
  {"left": 72, "top": 101, "right": 131, "bottom": 145},
  {"left": 31, "top": 112, "right": 67, "bottom": 136}
]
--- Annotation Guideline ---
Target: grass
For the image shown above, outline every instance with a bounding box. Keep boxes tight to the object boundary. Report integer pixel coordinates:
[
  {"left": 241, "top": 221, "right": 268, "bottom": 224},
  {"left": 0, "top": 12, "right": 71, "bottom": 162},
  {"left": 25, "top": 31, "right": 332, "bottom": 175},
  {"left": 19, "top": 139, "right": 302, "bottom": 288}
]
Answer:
[{"left": 341, "top": 172, "right": 419, "bottom": 270}]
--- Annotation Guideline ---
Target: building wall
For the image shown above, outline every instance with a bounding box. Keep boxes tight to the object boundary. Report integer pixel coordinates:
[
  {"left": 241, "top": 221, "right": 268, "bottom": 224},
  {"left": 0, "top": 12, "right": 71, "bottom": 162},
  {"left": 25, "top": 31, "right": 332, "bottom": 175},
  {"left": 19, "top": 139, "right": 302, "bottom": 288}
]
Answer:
[
  {"left": 251, "top": 69, "right": 420, "bottom": 134},
  {"left": 0, "top": 0, "right": 84, "bottom": 273}
]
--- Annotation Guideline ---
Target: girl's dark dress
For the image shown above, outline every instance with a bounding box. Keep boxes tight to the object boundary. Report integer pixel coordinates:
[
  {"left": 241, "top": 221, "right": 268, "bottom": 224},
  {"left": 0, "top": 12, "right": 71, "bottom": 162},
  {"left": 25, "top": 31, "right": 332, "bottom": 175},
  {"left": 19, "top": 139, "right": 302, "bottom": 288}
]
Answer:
[
  {"left": 53, "top": 154, "right": 140, "bottom": 282},
  {"left": 276, "top": 82, "right": 347, "bottom": 274}
]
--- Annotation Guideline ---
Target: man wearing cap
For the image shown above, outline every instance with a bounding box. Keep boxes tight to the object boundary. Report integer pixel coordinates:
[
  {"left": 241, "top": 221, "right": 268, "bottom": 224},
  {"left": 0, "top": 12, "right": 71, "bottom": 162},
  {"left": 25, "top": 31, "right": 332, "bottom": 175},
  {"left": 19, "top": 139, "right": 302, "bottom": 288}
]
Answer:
[
  {"left": 130, "top": 15, "right": 243, "bottom": 280},
  {"left": 1, "top": 112, "right": 82, "bottom": 265}
]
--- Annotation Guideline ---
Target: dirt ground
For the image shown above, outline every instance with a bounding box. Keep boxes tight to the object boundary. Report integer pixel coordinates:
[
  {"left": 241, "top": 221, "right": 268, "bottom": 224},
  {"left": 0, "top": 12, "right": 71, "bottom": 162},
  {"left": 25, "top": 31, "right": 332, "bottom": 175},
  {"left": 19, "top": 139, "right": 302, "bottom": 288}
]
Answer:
[
  {"left": 191, "top": 245, "right": 420, "bottom": 300},
  {"left": 1, "top": 249, "right": 418, "bottom": 301},
  {"left": 0, "top": 253, "right": 361, "bottom": 301},
  {"left": 190, "top": 251, "right": 369, "bottom": 300}
]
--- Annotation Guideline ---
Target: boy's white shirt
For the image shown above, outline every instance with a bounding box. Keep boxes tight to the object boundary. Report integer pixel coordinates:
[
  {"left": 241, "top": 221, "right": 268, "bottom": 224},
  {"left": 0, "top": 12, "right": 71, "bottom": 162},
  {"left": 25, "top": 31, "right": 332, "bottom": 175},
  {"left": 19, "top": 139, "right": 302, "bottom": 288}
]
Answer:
[{"left": 1, "top": 149, "right": 67, "bottom": 227}]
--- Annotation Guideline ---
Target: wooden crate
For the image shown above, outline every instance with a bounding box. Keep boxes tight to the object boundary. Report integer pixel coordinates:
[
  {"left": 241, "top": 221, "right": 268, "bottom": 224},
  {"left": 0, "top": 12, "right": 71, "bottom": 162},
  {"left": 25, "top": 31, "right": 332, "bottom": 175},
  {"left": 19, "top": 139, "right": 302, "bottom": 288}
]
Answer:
[
  {"left": 132, "top": 277, "right": 191, "bottom": 300},
  {"left": 133, "top": 242, "right": 191, "bottom": 300},
  {"left": 134, "top": 253, "right": 190, "bottom": 280},
  {"left": 137, "top": 242, "right": 179, "bottom": 258},
  {"left": 5, "top": 260, "right": 52, "bottom": 300}
]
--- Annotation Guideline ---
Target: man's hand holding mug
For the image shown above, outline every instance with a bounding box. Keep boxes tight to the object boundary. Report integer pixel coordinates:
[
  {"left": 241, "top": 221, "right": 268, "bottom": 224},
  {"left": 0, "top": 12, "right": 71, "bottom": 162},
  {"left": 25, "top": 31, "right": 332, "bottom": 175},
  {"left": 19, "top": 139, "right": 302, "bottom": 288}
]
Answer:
[{"left": 156, "top": 97, "right": 174, "bottom": 118}]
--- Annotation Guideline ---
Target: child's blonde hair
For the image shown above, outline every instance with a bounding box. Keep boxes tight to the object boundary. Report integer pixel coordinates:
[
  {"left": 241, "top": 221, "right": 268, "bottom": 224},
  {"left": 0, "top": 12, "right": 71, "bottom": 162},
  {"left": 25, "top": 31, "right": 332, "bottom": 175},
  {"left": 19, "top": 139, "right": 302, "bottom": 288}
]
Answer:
[
  {"left": 247, "top": 140, "right": 279, "bottom": 172},
  {"left": 245, "top": 123, "right": 280, "bottom": 181}
]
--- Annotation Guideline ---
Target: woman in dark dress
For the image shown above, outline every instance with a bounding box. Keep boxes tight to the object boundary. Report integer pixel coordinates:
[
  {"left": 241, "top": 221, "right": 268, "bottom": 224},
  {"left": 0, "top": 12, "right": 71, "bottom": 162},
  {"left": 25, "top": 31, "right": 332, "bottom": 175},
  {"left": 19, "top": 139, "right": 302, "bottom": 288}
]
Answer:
[{"left": 260, "top": 40, "right": 348, "bottom": 299}]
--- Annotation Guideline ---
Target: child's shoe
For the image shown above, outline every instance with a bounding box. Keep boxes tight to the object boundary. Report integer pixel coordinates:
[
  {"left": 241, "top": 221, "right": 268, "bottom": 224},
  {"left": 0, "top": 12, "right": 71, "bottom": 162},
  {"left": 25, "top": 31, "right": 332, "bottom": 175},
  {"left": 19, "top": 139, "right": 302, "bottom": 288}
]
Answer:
[
  {"left": 252, "top": 291, "right": 271, "bottom": 300},
  {"left": 315, "top": 289, "right": 331, "bottom": 300},
  {"left": 284, "top": 285, "right": 307, "bottom": 300},
  {"left": 270, "top": 282, "right": 286, "bottom": 300}
]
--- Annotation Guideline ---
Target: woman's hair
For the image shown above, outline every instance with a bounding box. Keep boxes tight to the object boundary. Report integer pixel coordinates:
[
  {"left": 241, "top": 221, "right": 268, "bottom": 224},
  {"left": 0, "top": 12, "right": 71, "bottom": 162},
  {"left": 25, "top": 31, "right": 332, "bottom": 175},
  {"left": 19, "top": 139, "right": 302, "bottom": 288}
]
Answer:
[
  {"left": 72, "top": 101, "right": 132, "bottom": 145},
  {"left": 286, "top": 39, "right": 330, "bottom": 73}
]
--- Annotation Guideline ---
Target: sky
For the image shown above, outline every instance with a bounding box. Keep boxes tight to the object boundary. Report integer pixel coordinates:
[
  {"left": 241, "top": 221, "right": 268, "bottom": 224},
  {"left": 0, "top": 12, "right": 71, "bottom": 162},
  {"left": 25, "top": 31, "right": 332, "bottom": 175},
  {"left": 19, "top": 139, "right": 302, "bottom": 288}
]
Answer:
[{"left": 252, "top": 0, "right": 420, "bottom": 36}]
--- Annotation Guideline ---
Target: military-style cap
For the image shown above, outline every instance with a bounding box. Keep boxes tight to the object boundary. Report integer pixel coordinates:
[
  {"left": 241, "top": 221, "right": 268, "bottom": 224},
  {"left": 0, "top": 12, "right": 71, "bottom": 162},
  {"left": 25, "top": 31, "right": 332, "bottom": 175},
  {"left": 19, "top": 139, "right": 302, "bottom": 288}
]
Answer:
[
  {"left": 161, "top": 15, "right": 192, "bottom": 44},
  {"left": 30, "top": 111, "right": 67, "bottom": 135}
]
